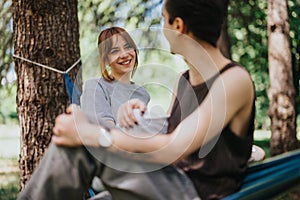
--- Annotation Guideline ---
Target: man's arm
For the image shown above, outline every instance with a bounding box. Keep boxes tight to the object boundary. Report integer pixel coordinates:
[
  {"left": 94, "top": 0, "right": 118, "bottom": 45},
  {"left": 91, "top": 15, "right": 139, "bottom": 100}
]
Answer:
[{"left": 52, "top": 67, "right": 254, "bottom": 164}]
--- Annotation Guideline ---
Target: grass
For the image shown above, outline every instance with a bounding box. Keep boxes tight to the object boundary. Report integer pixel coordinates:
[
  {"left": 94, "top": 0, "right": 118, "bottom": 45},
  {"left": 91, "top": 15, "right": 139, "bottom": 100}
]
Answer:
[
  {"left": 0, "top": 173, "right": 19, "bottom": 200},
  {"left": 0, "top": 158, "right": 19, "bottom": 200}
]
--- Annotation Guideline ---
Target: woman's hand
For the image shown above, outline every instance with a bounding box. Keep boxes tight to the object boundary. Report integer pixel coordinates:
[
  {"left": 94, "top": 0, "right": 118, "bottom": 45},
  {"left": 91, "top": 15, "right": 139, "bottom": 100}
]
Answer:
[
  {"left": 117, "top": 98, "right": 147, "bottom": 128},
  {"left": 52, "top": 104, "right": 99, "bottom": 147}
]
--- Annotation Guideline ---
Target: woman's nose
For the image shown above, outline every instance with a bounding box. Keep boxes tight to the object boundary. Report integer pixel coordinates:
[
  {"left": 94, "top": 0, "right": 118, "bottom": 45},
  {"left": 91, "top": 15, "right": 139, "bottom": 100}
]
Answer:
[{"left": 119, "top": 48, "right": 130, "bottom": 58}]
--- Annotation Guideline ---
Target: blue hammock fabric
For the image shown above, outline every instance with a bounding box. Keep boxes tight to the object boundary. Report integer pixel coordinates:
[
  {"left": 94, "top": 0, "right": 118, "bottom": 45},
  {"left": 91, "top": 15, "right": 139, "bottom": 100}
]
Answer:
[
  {"left": 63, "top": 73, "right": 97, "bottom": 197},
  {"left": 223, "top": 148, "right": 300, "bottom": 200},
  {"left": 63, "top": 73, "right": 81, "bottom": 105}
]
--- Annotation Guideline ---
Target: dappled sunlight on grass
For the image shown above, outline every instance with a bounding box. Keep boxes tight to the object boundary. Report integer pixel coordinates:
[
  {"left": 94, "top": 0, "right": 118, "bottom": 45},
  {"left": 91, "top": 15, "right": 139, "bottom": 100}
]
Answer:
[{"left": 0, "top": 158, "right": 19, "bottom": 200}]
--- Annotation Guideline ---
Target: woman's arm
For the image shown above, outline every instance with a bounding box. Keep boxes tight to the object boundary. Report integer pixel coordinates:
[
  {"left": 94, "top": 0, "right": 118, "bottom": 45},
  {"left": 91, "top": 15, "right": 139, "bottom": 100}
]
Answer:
[{"left": 81, "top": 79, "right": 115, "bottom": 124}]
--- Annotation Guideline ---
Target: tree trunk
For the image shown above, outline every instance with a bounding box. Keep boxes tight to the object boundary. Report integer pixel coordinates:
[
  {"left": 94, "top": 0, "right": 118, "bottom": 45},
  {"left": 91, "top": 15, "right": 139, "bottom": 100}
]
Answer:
[
  {"left": 13, "top": 0, "right": 81, "bottom": 189},
  {"left": 267, "top": 0, "right": 298, "bottom": 156}
]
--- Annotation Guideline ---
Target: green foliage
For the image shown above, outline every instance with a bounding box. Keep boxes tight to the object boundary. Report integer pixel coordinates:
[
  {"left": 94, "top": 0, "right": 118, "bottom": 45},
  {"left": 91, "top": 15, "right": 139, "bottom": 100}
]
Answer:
[
  {"left": 228, "top": 0, "right": 269, "bottom": 129},
  {"left": 0, "top": 83, "right": 17, "bottom": 124},
  {"left": 288, "top": 0, "right": 300, "bottom": 115},
  {"left": 0, "top": 158, "right": 19, "bottom": 200},
  {"left": 78, "top": 0, "right": 162, "bottom": 59},
  {"left": 0, "top": 173, "right": 19, "bottom": 200},
  {"left": 254, "top": 139, "right": 270, "bottom": 158},
  {"left": 0, "top": 0, "right": 13, "bottom": 88},
  {"left": 0, "top": 182, "right": 19, "bottom": 200},
  {"left": 228, "top": 0, "right": 300, "bottom": 129}
]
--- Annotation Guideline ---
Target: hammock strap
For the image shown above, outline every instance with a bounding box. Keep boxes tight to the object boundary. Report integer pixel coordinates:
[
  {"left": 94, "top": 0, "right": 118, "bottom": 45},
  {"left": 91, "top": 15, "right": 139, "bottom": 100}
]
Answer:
[
  {"left": 13, "top": 54, "right": 81, "bottom": 105},
  {"left": 13, "top": 54, "right": 80, "bottom": 74}
]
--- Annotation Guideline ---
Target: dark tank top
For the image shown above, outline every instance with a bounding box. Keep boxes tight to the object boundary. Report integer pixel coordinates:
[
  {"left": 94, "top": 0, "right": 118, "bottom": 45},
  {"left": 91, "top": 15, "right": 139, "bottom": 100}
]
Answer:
[{"left": 167, "top": 62, "right": 255, "bottom": 199}]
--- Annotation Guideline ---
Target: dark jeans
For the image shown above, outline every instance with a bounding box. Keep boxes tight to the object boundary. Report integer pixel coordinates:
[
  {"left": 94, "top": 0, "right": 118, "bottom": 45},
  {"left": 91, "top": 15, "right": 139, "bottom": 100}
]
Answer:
[{"left": 17, "top": 143, "right": 200, "bottom": 200}]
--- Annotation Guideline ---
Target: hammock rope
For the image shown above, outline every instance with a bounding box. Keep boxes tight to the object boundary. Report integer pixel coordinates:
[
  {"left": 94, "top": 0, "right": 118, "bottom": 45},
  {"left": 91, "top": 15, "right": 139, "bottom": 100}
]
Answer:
[
  {"left": 13, "top": 54, "right": 81, "bottom": 74},
  {"left": 13, "top": 54, "right": 98, "bottom": 196},
  {"left": 13, "top": 54, "right": 82, "bottom": 105}
]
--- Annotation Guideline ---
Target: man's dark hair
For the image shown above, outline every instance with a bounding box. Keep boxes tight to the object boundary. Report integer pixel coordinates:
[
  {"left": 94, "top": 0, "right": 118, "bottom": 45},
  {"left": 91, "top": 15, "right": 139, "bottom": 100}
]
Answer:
[{"left": 165, "top": 0, "right": 229, "bottom": 47}]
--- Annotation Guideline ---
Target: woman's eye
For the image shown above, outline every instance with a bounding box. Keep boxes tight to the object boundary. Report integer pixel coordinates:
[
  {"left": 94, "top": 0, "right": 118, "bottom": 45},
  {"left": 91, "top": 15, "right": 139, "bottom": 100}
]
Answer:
[
  {"left": 125, "top": 44, "right": 133, "bottom": 49},
  {"left": 110, "top": 49, "right": 118, "bottom": 54}
]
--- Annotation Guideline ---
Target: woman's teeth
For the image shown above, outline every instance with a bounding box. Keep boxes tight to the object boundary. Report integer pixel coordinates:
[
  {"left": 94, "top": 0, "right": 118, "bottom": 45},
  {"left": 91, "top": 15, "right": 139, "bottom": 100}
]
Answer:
[{"left": 121, "top": 60, "right": 130, "bottom": 65}]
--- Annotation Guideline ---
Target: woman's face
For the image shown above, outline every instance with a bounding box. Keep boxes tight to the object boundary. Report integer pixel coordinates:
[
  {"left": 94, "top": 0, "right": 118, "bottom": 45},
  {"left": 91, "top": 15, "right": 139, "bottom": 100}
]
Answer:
[{"left": 107, "top": 35, "right": 136, "bottom": 79}]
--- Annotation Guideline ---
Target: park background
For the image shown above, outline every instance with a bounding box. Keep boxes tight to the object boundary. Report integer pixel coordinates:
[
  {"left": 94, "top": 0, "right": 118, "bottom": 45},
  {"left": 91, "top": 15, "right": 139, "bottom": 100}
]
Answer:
[{"left": 0, "top": 0, "right": 300, "bottom": 199}]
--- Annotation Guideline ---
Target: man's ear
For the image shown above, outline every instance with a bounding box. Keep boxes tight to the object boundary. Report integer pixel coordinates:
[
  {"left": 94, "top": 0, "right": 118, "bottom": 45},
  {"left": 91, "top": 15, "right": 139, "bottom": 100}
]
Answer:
[{"left": 172, "top": 17, "right": 186, "bottom": 34}]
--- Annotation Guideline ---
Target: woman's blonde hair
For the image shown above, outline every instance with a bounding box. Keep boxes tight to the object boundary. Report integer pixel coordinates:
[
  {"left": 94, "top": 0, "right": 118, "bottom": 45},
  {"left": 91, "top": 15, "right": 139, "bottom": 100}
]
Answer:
[{"left": 98, "top": 27, "right": 139, "bottom": 82}]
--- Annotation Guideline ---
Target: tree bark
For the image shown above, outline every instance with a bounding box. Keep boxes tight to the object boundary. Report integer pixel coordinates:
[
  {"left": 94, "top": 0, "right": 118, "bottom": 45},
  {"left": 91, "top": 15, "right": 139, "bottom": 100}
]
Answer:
[
  {"left": 13, "top": 0, "right": 81, "bottom": 189},
  {"left": 267, "top": 0, "right": 298, "bottom": 156}
]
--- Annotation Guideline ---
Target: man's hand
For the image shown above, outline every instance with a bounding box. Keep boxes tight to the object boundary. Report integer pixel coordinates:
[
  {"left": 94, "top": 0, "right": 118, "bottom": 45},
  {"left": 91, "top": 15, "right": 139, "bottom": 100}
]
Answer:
[
  {"left": 52, "top": 104, "right": 98, "bottom": 147},
  {"left": 117, "top": 99, "right": 147, "bottom": 128}
]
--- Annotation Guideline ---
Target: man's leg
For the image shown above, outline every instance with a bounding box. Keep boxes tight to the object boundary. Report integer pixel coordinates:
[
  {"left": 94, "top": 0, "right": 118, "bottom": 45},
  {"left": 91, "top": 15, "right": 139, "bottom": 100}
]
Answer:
[
  {"left": 95, "top": 152, "right": 200, "bottom": 200},
  {"left": 18, "top": 143, "right": 98, "bottom": 200}
]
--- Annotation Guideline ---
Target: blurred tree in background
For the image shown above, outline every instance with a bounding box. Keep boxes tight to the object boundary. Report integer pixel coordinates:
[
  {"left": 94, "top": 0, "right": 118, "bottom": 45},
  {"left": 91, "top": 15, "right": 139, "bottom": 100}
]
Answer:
[
  {"left": 267, "top": 0, "right": 298, "bottom": 155},
  {"left": 228, "top": 0, "right": 270, "bottom": 129}
]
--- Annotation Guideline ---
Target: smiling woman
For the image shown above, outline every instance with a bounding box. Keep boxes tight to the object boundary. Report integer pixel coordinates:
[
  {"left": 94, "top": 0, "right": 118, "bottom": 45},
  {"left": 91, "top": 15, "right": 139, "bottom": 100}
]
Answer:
[
  {"left": 81, "top": 26, "right": 150, "bottom": 125},
  {"left": 80, "top": 27, "right": 151, "bottom": 197},
  {"left": 98, "top": 26, "right": 139, "bottom": 83}
]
